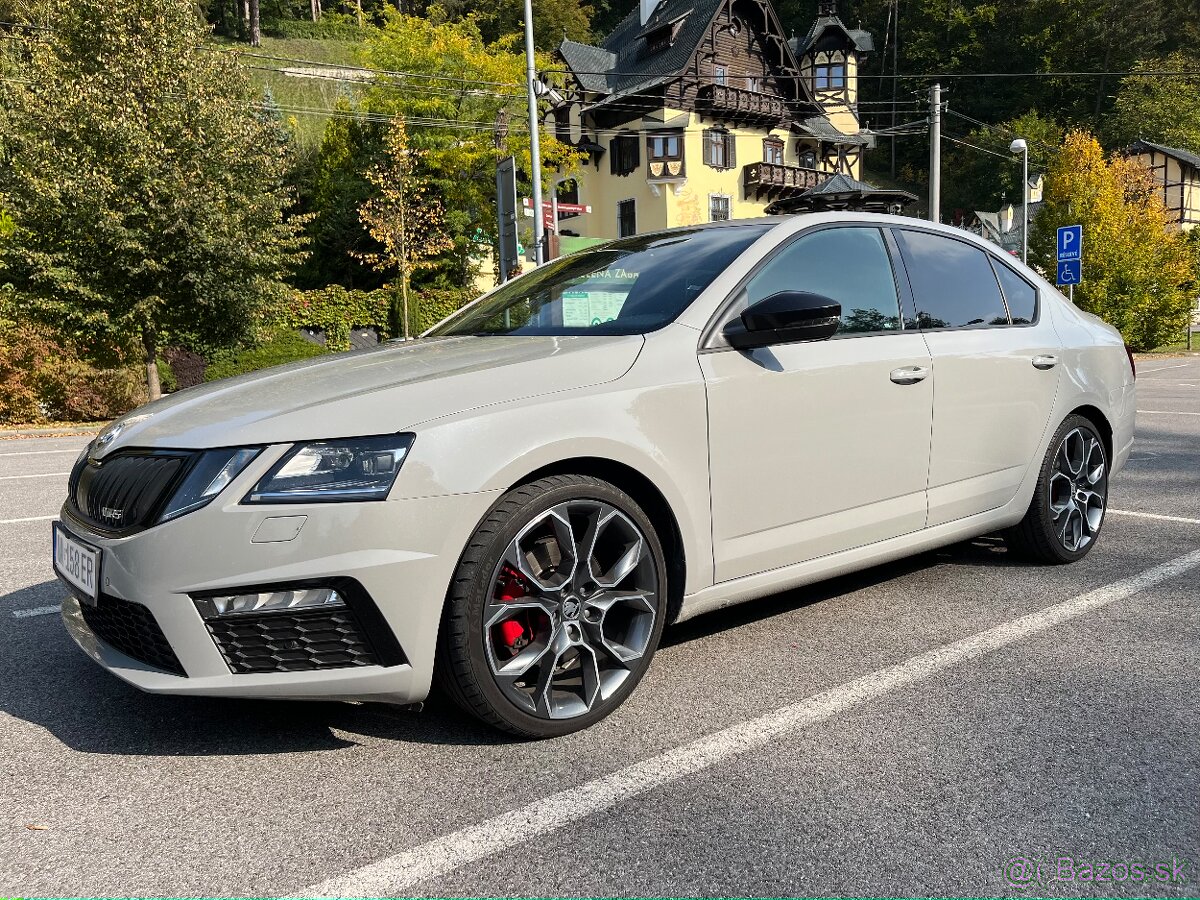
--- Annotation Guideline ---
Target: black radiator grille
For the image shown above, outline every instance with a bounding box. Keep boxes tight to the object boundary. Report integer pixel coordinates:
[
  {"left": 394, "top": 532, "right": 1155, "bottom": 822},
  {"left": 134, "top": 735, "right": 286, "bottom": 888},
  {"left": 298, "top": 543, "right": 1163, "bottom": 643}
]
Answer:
[
  {"left": 206, "top": 607, "right": 380, "bottom": 674},
  {"left": 70, "top": 451, "right": 193, "bottom": 533},
  {"left": 80, "top": 594, "right": 186, "bottom": 676}
]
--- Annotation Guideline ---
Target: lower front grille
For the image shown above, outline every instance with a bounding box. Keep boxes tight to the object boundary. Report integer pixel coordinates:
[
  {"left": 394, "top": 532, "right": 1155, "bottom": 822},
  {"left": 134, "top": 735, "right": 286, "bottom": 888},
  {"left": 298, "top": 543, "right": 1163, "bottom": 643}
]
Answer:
[
  {"left": 205, "top": 608, "right": 380, "bottom": 674},
  {"left": 80, "top": 595, "right": 186, "bottom": 676}
]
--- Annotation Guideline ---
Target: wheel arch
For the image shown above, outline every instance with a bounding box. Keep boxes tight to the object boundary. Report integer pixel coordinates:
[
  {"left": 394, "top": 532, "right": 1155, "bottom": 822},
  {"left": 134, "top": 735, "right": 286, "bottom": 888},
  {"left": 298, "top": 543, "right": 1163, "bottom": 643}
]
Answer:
[
  {"left": 508, "top": 457, "right": 688, "bottom": 624},
  {"left": 1068, "top": 403, "right": 1113, "bottom": 461}
]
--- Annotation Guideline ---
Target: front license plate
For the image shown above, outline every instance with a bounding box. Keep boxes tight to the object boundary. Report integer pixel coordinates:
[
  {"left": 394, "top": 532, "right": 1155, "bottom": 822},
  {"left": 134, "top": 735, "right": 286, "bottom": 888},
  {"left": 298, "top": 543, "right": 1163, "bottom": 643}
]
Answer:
[{"left": 53, "top": 523, "right": 101, "bottom": 605}]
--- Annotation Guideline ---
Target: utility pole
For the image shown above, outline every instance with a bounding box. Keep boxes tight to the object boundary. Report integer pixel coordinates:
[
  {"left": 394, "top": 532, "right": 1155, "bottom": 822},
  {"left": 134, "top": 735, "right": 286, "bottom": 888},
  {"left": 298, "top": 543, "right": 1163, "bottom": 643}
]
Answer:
[
  {"left": 523, "top": 0, "right": 546, "bottom": 265},
  {"left": 928, "top": 82, "right": 941, "bottom": 223}
]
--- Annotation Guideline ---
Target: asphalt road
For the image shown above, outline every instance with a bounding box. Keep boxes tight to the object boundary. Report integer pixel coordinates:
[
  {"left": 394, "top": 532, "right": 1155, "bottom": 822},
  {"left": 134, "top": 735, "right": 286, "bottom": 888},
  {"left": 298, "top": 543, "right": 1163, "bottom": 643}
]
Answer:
[{"left": 2, "top": 359, "right": 1198, "bottom": 898}]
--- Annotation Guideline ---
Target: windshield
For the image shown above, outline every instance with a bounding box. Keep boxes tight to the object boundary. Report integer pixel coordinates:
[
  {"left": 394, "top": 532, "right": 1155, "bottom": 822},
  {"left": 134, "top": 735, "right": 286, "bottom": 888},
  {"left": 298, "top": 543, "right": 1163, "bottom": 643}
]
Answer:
[{"left": 428, "top": 225, "right": 771, "bottom": 337}]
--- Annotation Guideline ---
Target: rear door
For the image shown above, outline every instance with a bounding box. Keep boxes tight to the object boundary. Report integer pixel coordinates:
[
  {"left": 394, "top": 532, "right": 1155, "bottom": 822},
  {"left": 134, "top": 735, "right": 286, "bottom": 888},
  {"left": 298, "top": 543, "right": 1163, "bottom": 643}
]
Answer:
[
  {"left": 702, "top": 225, "right": 934, "bottom": 582},
  {"left": 892, "top": 228, "right": 1062, "bottom": 527}
]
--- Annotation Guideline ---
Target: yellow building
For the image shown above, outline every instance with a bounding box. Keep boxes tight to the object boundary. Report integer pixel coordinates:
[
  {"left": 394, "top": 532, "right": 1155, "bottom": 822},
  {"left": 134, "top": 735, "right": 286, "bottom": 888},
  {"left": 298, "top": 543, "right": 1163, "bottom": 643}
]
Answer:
[
  {"left": 1124, "top": 139, "right": 1200, "bottom": 231},
  {"left": 553, "top": 0, "right": 911, "bottom": 240}
]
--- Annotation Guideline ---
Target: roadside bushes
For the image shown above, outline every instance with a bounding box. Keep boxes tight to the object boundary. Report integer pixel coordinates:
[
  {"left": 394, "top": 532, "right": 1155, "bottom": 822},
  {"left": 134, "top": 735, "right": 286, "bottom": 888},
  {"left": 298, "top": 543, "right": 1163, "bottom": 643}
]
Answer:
[
  {"left": 274, "top": 285, "right": 474, "bottom": 350},
  {"left": 204, "top": 327, "right": 328, "bottom": 381},
  {"left": 0, "top": 321, "right": 146, "bottom": 424}
]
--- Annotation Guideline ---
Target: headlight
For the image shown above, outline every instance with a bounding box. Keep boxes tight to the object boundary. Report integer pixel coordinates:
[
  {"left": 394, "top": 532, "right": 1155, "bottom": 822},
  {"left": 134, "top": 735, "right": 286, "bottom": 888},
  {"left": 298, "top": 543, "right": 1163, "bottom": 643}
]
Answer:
[
  {"left": 244, "top": 434, "right": 415, "bottom": 504},
  {"left": 159, "top": 448, "right": 261, "bottom": 522}
]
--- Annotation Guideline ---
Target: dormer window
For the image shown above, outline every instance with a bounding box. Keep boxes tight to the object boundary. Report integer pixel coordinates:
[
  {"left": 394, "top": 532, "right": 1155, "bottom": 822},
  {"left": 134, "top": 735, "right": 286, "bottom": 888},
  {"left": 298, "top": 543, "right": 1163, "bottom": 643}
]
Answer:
[{"left": 815, "top": 61, "right": 846, "bottom": 89}]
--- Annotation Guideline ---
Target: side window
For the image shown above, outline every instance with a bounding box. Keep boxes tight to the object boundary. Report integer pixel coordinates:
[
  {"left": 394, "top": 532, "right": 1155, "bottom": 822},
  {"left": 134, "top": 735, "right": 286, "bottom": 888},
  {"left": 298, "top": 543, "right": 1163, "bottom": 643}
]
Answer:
[
  {"left": 990, "top": 258, "right": 1038, "bottom": 324},
  {"left": 745, "top": 227, "right": 902, "bottom": 335},
  {"left": 895, "top": 230, "right": 1010, "bottom": 329}
]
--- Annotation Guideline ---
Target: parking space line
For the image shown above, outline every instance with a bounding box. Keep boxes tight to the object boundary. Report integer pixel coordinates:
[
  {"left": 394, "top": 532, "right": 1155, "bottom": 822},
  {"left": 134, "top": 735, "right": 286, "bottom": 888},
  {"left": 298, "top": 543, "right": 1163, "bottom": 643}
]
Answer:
[
  {"left": 1139, "top": 364, "right": 1191, "bottom": 374},
  {"left": 1109, "top": 509, "right": 1200, "bottom": 525},
  {"left": 1139, "top": 410, "right": 1200, "bottom": 416},
  {"left": 0, "top": 449, "right": 83, "bottom": 457},
  {"left": 12, "top": 605, "right": 59, "bottom": 619},
  {"left": 0, "top": 515, "right": 56, "bottom": 525},
  {"left": 305, "top": 548, "right": 1200, "bottom": 898},
  {"left": 0, "top": 472, "right": 69, "bottom": 481}
]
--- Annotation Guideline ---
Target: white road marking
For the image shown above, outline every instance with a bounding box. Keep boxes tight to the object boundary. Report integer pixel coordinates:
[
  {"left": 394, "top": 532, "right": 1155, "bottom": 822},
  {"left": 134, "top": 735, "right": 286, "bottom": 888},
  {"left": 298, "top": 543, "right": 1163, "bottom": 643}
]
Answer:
[
  {"left": 0, "top": 448, "right": 83, "bottom": 457},
  {"left": 1139, "top": 363, "right": 1191, "bottom": 374},
  {"left": 305, "top": 549, "right": 1200, "bottom": 898},
  {"left": 0, "top": 515, "right": 56, "bottom": 525},
  {"left": 1109, "top": 509, "right": 1200, "bottom": 525},
  {"left": 0, "top": 472, "right": 69, "bottom": 481},
  {"left": 12, "top": 605, "right": 59, "bottom": 619},
  {"left": 1139, "top": 410, "right": 1200, "bottom": 416}
]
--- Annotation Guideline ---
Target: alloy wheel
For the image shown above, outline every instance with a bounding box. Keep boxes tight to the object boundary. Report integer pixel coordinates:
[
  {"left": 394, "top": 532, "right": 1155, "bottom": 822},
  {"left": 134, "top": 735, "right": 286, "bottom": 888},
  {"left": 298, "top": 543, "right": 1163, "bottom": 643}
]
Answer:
[
  {"left": 482, "top": 500, "right": 659, "bottom": 720},
  {"left": 1047, "top": 427, "right": 1107, "bottom": 553}
]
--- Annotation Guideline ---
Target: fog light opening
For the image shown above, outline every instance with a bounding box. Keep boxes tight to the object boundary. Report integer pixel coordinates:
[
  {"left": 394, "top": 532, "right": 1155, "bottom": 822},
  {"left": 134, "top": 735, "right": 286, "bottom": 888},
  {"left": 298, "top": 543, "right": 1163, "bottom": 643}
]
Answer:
[{"left": 194, "top": 587, "right": 345, "bottom": 619}]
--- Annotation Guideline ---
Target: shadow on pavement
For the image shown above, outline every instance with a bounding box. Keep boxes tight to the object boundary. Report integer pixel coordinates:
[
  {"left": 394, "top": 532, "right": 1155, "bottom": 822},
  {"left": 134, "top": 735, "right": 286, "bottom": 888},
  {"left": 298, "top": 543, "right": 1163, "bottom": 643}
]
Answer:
[{"left": 4, "top": 537, "right": 1027, "bottom": 756}]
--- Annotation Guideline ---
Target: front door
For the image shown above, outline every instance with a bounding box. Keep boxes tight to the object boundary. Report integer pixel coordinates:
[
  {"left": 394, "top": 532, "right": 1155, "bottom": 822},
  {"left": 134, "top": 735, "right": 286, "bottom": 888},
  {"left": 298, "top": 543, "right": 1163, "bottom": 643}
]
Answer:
[
  {"left": 702, "top": 226, "right": 934, "bottom": 583},
  {"left": 891, "top": 227, "right": 1062, "bottom": 526}
]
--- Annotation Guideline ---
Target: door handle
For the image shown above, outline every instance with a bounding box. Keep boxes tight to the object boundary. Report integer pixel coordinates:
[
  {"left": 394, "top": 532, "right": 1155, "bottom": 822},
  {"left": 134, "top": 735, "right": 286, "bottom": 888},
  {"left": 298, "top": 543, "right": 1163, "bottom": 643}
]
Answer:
[
  {"left": 1032, "top": 355, "right": 1058, "bottom": 370},
  {"left": 890, "top": 365, "right": 929, "bottom": 385}
]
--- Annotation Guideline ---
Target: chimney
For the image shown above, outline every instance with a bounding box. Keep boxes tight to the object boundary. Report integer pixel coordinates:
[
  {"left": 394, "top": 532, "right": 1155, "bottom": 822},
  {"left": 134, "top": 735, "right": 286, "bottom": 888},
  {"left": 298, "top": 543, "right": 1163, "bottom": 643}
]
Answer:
[{"left": 640, "top": 0, "right": 660, "bottom": 25}]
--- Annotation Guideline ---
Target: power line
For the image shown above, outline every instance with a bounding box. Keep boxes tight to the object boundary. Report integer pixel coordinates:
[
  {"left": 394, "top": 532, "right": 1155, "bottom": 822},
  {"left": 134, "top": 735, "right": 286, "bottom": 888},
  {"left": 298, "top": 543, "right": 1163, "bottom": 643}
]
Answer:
[{"left": 942, "top": 132, "right": 1019, "bottom": 161}]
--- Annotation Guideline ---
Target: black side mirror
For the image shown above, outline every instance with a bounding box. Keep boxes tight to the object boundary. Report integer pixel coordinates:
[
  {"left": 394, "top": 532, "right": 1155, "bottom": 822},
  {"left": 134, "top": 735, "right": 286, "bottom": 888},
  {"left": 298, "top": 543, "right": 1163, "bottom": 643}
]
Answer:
[{"left": 723, "top": 291, "right": 841, "bottom": 350}]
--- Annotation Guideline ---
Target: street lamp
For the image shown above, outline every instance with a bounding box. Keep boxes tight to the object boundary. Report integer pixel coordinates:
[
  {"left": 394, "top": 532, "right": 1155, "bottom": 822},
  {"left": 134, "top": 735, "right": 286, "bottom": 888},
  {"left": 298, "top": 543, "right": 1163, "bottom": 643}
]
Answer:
[{"left": 1009, "top": 138, "right": 1028, "bottom": 264}]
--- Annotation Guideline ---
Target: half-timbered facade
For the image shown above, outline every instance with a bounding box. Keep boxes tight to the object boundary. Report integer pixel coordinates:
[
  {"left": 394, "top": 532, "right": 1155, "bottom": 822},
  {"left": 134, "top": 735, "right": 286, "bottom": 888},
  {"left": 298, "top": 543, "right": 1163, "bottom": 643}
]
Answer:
[
  {"left": 554, "top": 0, "right": 884, "bottom": 239},
  {"left": 1124, "top": 139, "right": 1200, "bottom": 231}
]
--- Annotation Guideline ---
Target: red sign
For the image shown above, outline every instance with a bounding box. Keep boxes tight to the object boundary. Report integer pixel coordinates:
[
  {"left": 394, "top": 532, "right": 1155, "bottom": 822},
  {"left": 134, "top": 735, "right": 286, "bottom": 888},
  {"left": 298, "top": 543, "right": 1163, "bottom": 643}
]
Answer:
[{"left": 522, "top": 198, "right": 593, "bottom": 214}]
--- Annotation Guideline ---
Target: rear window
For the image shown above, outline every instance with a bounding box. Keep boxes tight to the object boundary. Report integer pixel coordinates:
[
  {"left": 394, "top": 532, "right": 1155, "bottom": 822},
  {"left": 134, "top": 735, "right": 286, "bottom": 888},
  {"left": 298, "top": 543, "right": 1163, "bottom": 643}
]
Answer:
[
  {"left": 991, "top": 258, "right": 1038, "bottom": 324},
  {"left": 428, "top": 225, "right": 771, "bottom": 337},
  {"left": 895, "top": 229, "right": 1010, "bottom": 329}
]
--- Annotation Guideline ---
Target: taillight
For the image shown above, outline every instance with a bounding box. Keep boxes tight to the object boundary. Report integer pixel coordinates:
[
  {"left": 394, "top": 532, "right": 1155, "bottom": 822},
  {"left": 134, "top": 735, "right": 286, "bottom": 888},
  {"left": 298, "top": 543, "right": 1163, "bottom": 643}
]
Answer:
[{"left": 1124, "top": 343, "right": 1136, "bottom": 380}]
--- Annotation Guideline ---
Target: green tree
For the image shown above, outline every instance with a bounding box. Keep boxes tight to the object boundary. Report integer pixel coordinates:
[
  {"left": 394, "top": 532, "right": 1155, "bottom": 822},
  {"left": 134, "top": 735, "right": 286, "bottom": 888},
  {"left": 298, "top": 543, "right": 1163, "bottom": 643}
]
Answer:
[
  {"left": 1106, "top": 52, "right": 1200, "bottom": 151},
  {"left": 943, "top": 111, "right": 1063, "bottom": 217},
  {"left": 356, "top": 118, "right": 454, "bottom": 338},
  {"left": 439, "top": 0, "right": 594, "bottom": 49},
  {"left": 1032, "top": 130, "right": 1195, "bottom": 350},
  {"left": 0, "top": 0, "right": 308, "bottom": 399}
]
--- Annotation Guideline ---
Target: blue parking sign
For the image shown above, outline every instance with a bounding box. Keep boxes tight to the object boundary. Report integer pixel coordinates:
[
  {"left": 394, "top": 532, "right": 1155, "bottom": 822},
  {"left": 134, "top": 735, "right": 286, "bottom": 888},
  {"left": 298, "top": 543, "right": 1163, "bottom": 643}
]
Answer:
[
  {"left": 1057, "top": 259, "right": 1082, "bottom": 285},
  {"left": 1057, "top": 225, "right": 1082, "bottom": 261}
]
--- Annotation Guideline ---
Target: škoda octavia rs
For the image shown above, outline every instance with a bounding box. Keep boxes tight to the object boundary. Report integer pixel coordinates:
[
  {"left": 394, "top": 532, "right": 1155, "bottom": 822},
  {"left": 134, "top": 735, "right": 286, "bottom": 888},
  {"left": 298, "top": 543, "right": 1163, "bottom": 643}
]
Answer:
[{"left": 56, "top": 213, "right": 1135, "bottom": 737}]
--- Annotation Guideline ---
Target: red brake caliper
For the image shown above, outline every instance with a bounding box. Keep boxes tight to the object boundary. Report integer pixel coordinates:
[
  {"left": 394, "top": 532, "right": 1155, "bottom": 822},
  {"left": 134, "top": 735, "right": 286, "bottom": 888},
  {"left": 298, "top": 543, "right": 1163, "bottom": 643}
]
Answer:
[{"left": 495, "top": 565, "right": 532, "bottom": 655}]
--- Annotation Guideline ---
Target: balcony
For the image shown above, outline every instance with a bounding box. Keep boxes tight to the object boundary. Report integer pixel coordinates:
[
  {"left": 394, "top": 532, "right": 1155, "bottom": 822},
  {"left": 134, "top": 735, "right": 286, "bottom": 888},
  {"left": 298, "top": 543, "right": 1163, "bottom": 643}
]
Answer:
[
  {"left": 743, "top": 162, "right": 832, "bottom": 201},
  {"left": 697, "top": 82, "right": 788, "bottom": 125}
]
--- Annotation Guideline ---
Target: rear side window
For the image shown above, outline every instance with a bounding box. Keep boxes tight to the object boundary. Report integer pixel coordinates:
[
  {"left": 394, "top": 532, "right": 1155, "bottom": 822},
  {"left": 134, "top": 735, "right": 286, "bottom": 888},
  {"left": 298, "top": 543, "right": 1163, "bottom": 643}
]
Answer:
[
  {"left": 895, "top": 229, "right": 1010, "bottom": 329},
  {"left": 746, "top": 227, "right": 902, "bottom": 334},
  {"left": 991, "top": 259, "right": 1038, "bottom": 324}
]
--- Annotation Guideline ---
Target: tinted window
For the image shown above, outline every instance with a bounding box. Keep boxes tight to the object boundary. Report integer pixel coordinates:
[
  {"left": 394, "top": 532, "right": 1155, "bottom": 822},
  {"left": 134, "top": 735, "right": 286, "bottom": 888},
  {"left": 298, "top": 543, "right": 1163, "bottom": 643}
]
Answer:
[
  {"left": 429, "top": 225, "right": 771, "bottom": 337},
  {"left": 746, "top": 227, "right": 902, "bottom": 334},
  {"left": 896, "top": 230, "right": 1010, "bottom": 329},
  {"left": 991, "top": 258, "right": 1038, "bottom": 324}
]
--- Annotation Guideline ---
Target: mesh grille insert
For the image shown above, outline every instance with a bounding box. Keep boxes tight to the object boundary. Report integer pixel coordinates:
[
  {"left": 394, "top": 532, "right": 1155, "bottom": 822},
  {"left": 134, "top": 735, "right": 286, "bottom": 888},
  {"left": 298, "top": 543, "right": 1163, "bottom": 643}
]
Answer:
[
  {"left": 79, "top": 594, "right": 186, "bottom": 676},
  {"left": 205, "top": 607, "right": 380, "bottom": 674}
]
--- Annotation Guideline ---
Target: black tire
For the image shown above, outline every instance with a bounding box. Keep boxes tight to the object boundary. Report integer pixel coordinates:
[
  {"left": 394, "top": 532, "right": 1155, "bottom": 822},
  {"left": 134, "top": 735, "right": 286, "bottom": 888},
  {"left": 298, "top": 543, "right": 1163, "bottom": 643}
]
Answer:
[
  {"left": 1005, "top": 414, "right": 1109, "bottom": 564},
  {"left": 435, "top": 474, "right": 668, "bottom": 738}
]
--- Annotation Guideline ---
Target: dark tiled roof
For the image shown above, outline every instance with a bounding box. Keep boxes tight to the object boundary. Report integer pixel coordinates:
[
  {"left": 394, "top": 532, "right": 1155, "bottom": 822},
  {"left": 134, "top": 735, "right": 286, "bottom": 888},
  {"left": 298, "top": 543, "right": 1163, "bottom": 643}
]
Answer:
[
  {"left": 794, "top": 114, "right": 870, "bottom": 144},
  {"left": 1128, "top": 138, "right": 1200, "bottom": 170},
  {"left": 789, "top": 17, "right": 873, "bottom": 56},
  {"left": 804, "top": 172, "right": 872, "bottom": 194},
  {"left": 559, "top": 39, "right": 617, "bottom": 93}
]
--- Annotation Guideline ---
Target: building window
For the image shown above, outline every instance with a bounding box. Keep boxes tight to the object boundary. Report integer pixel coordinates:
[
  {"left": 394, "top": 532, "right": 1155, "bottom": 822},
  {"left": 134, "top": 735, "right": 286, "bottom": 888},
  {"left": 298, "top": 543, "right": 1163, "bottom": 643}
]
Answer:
[
  {"left": 815, "top": 62, "right": 846, "bottom": 90},
  {"left": 648, "top": 133, "right": 682, "bottom": 162},
  {"left": 799, "top": 147, "right": 817, "bottom": 169},
  {"left": 714, "top": 65, "right": 727, "bottom": 85},
  {"left": 709, "top": 194, "right": 731, "bottom": 222},
  {"left": 618, "top": 199, "right": 636, "bottom": 237},
  {"left": 763, "top": 138, "right": 784, "bottom": 165},
  {"left": 703, "top": 128, "right": 736, "bottom": 169},
  {"left": 609, "top": 133, "right": 640, "bottom": 177},
  {"left": 747, "top": 76, "right": 761, "bottom": 92}
]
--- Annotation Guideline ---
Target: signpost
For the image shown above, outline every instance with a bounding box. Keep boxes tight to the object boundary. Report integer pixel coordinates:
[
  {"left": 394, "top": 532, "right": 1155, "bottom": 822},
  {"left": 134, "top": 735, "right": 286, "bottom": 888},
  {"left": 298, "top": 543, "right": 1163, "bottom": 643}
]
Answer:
[{"left": 1056, "top": 224, "right": 1083, "bottom": 301}]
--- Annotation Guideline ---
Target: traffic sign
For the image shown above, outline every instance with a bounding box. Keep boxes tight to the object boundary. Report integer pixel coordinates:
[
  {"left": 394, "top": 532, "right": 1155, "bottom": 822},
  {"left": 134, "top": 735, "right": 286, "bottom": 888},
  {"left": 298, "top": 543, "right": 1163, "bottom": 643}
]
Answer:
[
  {"left": 1057, "top": 225, "right": 1082, "bottom": 261},
  {"left": 522, "top": 198, "right": 593, "bottom": 214},
  {"left": 1057, "top": 259, "right": 1082, "bottom": 285}
]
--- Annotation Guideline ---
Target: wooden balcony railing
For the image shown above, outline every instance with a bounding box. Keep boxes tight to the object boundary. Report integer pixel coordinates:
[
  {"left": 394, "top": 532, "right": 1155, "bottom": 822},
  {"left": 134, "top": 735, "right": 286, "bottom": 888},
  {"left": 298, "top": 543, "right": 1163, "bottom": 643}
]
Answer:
[
  {"left": 743, "top": 162, "right": 832, "bottom": 200},
  {"left": 697, "top": 83, "right": 788, "bottom": 125}
]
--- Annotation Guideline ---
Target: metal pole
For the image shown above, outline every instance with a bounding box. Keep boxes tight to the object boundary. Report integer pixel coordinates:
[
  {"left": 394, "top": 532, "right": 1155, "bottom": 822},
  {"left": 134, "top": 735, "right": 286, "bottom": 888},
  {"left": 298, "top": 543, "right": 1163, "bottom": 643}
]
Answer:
[
  {"left": 1021, "top": 146, "right": 1029, "bottom": 264},
  {"left": 523, "top": 0, "right": 545, "bottom": 266},
  {"left": 929, "top": 82, "right": 940, "bottom": 223},
  {"left": 1068, "top": 284, "right": 1074, "bottom": 305}
]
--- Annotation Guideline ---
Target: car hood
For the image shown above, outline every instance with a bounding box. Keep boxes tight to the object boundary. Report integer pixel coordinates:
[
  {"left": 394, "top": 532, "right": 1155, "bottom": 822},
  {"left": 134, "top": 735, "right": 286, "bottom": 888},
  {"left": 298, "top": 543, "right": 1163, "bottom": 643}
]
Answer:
[{"left": 95, "top": 335, "right": 645, "bottom": 453}]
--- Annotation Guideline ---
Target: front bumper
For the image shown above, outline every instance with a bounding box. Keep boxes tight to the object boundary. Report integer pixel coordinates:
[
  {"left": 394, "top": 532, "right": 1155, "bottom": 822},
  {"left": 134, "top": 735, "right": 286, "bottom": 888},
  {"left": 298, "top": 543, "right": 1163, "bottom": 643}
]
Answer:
[{"left": 58, "top": 459, "right": 499, "bottom": 704}]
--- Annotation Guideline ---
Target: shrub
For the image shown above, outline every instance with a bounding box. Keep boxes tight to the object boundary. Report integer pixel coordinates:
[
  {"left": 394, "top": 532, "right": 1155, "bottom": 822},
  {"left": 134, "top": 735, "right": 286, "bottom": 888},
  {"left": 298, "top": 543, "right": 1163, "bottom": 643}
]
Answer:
[
  {"left": 276, "top": 286, "right": 392, "bottom": 351},
  {"left": 205, "top": 328, "right": 328, "bottom": 382},
  {"left": 0, "top": 321, "right": 146, "bottom": 424},
  {"left": 414, "top": 286, "right": 475, "bottom": 333},
  {"left": 162, "top": 346, "right": 207, "bottom": 389}
]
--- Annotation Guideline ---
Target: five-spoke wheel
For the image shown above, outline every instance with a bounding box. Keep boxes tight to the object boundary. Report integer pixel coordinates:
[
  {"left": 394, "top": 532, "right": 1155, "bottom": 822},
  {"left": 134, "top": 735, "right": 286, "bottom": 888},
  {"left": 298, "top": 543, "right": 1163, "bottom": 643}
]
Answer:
[
  {"left": 1007, "top": 415, "right": 1109, "bottom": 563},
  {"left": 437, "top": 475, "right": 667, "bottom": 737}
]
